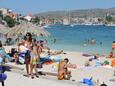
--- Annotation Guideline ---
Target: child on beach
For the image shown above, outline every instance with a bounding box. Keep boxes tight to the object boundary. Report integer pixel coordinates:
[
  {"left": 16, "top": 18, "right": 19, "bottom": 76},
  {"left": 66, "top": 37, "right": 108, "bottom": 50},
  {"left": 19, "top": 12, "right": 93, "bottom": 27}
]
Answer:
[
  {"left": 58, "top": 58, "right": 72, "bottom": 80},
  {"left": 107, "top": 51, "right": 115, "bottom": 58},
  {"left": 30, "top": 39, "right": 39, "bottom": 79}
]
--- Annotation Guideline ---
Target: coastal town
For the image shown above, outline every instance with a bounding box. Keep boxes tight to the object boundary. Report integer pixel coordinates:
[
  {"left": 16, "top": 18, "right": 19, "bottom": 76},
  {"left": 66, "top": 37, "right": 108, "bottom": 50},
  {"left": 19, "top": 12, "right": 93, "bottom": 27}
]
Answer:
[{"left": 1, "top": 8, "right": 115, "bottom": 28}]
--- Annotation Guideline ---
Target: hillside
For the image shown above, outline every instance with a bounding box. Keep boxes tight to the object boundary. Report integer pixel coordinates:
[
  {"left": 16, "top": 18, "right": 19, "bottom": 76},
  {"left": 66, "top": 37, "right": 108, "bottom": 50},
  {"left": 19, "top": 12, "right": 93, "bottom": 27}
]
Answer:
[{"left": 35, "top": 7, "right": 115, "bottom": 19}]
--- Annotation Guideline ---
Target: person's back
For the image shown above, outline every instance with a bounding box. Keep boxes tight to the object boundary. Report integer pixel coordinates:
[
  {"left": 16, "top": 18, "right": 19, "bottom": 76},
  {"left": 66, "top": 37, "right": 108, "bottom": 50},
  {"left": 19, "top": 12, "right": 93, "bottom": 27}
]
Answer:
[{"left": 58, "top": 60, "right": 65, "bottom": 80}]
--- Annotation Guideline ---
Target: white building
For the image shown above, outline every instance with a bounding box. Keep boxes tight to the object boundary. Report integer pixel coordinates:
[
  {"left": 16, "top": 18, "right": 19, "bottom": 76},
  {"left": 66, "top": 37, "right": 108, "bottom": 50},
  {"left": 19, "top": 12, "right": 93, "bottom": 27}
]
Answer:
[
  {"left": 24, "top": 16, "right": 32, "bottom": 21},
  {"left": 0, "top": 8, "right": 8, "bottom": 16}
]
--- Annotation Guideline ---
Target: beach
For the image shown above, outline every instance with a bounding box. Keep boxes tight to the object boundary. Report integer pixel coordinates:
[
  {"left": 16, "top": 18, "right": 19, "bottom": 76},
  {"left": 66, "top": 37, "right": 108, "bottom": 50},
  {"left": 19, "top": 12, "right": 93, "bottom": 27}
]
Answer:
[{"left": 3, "top": 50, "right": 115, "bottom": 86}]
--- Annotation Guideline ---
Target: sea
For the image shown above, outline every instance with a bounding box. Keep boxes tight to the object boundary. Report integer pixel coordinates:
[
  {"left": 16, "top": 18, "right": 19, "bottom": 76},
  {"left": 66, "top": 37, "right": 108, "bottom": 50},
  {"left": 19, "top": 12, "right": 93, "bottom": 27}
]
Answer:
[{"left": 46, "top": 24, "right": 115, "bottom": 55}]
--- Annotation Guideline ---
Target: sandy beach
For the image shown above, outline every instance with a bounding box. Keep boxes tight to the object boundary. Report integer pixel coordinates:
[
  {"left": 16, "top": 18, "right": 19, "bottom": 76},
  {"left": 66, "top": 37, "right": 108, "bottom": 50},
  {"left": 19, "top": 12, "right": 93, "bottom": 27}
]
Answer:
[{"left": 3, "top": 48, "right": 115, "bottom": 86}]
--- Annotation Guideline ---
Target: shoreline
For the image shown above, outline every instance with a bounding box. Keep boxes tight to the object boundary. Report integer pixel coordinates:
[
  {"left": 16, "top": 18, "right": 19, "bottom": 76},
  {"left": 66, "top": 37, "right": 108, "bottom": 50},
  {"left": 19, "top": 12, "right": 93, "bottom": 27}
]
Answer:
[{"left": 3, "top": 46, "right": 115, "bottom": 86}]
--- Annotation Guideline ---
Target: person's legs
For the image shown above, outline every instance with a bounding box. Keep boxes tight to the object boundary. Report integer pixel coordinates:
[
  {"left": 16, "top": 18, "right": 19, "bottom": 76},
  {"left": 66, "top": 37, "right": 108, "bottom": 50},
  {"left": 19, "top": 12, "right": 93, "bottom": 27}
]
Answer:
[
  {"left": 34, "top": 64, "right": 39, "bottom": 78},
  {"left": 30, "top": 64, "right": 34, "bottom": 79},
  {"left": 58, "top": 71, "right": 64, "bottom": 80},
  {"left": 25, "top": 58, "right": 30, "bottom": 77},
  {"left": 25, "top": 64, "right": 30, "bottom": 77},
  {"left": 64, "top": 70, "right": 71, "bottom": 80},
  {"left": 1, "top": 81, "right": 4, "bottom": 86}
]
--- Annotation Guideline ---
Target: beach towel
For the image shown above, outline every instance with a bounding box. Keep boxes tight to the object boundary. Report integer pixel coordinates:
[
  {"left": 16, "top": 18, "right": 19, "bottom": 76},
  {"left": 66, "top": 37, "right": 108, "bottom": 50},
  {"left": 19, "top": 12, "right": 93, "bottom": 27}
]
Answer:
[
  {"left": 48, "top": 55, "right": 62, "bottom": 62},
  {"left": 0, "top": 58, "right": 3, "bottom": 64},
  {"left": 95, "top": 60, "right": 102, "bottom": 67},
  {"left": 19, "top": 57, "right": 25, "bottom": 64},
  {"left": 18, "top": 52, "right": 25, "bottom": 64},
  {"left": 82, "top": 78, "right": 94, "bottom": 86},
  {"left": 19, "top": 45, "right": 28, "bottom": 53}
]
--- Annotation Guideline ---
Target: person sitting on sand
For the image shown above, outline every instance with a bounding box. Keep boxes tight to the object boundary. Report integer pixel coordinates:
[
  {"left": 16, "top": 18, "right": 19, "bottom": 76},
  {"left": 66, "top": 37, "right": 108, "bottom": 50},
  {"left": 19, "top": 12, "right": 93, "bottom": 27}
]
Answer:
[
  {"left": 58, "top": 58, "right": 71, "bottom": 80},
  {"left": 37, "top": 40, "right": 50, "bottom": 53},
  {"left": 107, "top": 51, "right": 114, "bottom": 58}
]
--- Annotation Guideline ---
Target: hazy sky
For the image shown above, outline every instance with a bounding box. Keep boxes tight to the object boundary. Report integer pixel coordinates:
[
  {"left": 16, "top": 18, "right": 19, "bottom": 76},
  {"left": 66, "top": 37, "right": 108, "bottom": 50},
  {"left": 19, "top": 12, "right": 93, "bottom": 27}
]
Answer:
[{"left": 0, "top": 0, "right": 115, "bottom": 15}]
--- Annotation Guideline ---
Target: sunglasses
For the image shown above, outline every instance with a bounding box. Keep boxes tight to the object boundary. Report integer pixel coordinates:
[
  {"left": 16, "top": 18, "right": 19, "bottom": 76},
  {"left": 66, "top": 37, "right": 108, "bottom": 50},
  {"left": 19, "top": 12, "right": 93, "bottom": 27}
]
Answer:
[{"left": 26, "top": 34, "right": 30, "bottom": 36}]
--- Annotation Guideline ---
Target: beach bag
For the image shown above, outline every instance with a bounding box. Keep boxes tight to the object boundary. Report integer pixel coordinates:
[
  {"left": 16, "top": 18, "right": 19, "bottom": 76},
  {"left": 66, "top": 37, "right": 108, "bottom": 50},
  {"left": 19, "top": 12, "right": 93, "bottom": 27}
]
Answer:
[
  {"left": 37, "top": 63, "right": 43, "bottom": 68},
  {"left": 82, "top": 78, "right": 94, "bottom": 86},
  {"left": 104, "top": 60, "right": 109, "bottom": 65}
]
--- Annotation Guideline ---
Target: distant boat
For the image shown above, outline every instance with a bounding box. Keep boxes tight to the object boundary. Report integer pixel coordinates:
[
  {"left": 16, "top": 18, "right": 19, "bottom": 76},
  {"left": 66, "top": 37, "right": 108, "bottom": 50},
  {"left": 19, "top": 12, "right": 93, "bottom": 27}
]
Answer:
[
  {"left": 84, "top": 22, "right": 93, "bottom": 26},
  {"left": 63, "top": 18, "right": 70, "bottom": 25},
  {"left": 105, "top": 24, "right": 115, "bottom": 27},
  {"left": 70, "top": 24, "right": 76, "bottom": 27},
  {"left": 42, "top": 24, "right": 50, "bottom": 28}
]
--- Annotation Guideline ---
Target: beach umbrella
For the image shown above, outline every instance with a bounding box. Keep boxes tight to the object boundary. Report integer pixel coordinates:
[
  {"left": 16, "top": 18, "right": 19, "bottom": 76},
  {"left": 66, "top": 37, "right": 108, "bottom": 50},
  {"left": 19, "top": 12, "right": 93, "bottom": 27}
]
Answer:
[
  {"left": 0, "top": 24, "right": 9, "bottom": 34},
  {"left": 5, "top": 22, "right": 50, "bottom": 37}
]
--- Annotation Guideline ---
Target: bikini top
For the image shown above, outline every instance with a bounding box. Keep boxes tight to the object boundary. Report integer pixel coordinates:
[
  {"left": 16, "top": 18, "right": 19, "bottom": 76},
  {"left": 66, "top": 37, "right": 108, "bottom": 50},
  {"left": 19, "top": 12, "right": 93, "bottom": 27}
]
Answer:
[{"left": 24, "top": 41, "right": 32, "bottom": 50}]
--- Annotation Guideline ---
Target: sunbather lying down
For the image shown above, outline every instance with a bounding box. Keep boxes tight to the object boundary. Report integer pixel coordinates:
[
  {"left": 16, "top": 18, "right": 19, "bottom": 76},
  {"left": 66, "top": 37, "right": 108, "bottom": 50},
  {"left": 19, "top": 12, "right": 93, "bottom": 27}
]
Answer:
[{"left": 47, "top": 50, "right": 66, "bottom": 55}]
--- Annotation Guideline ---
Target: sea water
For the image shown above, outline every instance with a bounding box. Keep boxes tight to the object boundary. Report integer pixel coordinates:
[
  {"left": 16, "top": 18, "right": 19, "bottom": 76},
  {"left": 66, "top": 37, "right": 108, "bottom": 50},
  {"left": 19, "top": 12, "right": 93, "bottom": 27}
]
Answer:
[{"left": 46, "top": 25, "right": 115, "bottom": 55}]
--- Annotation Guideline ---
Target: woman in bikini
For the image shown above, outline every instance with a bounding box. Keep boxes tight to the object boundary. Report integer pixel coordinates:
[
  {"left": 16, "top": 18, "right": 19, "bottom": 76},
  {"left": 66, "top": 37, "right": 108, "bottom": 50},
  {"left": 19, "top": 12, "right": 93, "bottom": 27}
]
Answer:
[
  {"left": 30, "top": 39, "right": 40, "bottom": 79},
  {"left": 23, "top": 32, "right": 32, "bottom": 77}
]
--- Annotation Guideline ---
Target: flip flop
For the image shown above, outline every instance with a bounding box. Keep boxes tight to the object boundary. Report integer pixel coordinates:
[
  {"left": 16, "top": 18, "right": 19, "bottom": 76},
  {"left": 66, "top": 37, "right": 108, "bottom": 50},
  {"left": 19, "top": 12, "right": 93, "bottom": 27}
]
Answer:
[{"left": 23, "top": 74, "right": 30, "bottom": 78}]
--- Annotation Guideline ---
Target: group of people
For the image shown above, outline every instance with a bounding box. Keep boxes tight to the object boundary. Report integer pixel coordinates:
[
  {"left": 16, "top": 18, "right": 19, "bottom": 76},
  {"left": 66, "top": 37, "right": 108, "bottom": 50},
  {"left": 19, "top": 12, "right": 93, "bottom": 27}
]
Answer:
[
  {"left": 107, "top": 41, "right": 115, "bottom": 58},
  {"left": 0, "top": 32, "right": 73, "bottom": 80},
  {"left": 18, "top": 32, "right": 43, "bottom": 78}
]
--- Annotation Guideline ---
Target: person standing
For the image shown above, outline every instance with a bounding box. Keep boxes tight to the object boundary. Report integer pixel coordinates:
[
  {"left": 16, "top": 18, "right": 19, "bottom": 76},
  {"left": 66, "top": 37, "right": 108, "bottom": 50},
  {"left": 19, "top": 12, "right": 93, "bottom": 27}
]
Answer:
[
  {"left": 112, "top": 41, "right": 115, "bottom": 51},
  {"left": 23, "top": 32, "right": 32, "bottom": 77},
  {"left": 30, "top": 39, "right": 39, "bottom": 79}
]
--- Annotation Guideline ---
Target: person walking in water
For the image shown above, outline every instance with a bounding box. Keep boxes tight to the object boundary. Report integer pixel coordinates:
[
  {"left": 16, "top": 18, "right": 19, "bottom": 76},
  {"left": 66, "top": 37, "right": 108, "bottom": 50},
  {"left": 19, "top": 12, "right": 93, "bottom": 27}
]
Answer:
[{"left": 112, "top": 41, "right": 115, "bottom": 51}]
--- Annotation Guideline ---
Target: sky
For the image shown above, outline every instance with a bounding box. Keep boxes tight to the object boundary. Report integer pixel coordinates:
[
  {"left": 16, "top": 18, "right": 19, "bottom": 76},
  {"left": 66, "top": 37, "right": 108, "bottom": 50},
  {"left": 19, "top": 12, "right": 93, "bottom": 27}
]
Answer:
[{"left": 0, "top": 0, "right": 115, "bottom": 15}]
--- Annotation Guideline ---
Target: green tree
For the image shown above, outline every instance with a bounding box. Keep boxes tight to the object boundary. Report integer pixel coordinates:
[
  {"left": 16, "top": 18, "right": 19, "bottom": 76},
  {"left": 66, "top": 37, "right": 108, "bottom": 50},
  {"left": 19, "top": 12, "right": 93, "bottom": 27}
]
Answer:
[
  {"left": 105, "top": 15, "right": 113, "bottom": 22},
  {"left": 4, "top": 16, "right": 15, "bottom": 27},
  {"left": 31, "top": 17, "right": 40, "bottom": 25}
]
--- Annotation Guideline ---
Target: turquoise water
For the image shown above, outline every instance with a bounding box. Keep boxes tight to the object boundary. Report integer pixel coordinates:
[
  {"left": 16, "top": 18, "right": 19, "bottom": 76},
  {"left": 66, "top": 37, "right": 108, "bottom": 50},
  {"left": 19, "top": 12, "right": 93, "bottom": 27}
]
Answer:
[{"left": 46, "top": 25, "right": 115, "bottom": 55}]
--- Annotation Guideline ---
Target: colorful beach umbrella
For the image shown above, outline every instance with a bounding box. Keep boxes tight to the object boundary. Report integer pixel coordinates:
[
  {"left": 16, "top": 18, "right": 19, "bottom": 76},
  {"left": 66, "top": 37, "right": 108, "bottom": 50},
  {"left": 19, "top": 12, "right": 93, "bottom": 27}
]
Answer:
[{"left": 5, "top": 22, "right": 50, "bottom": 37}]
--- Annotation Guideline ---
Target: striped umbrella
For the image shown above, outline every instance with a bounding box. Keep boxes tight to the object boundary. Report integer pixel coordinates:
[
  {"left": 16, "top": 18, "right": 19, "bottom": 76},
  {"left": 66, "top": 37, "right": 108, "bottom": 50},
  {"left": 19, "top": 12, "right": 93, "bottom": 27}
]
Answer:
[
  {"left": 5, "top": 22, "right": 50, "bottom": 37},
  {"left": 0, "top": 24, "right": 10, "bottom": 34}
]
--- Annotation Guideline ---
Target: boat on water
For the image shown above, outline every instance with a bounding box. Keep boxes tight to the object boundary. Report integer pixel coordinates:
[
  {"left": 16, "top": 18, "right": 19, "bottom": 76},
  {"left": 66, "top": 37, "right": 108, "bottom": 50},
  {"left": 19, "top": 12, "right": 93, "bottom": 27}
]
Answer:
[{"left": 105, "top": 23, "right": 115, "bottom": 27}]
